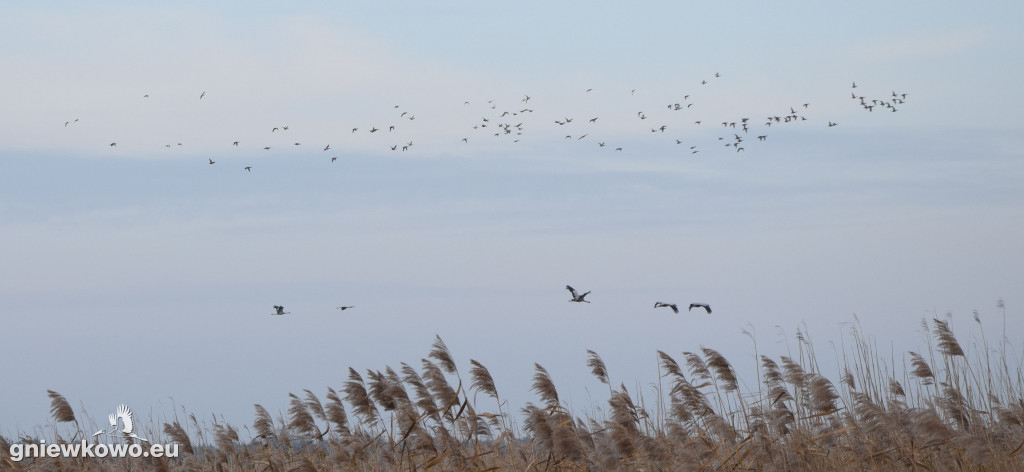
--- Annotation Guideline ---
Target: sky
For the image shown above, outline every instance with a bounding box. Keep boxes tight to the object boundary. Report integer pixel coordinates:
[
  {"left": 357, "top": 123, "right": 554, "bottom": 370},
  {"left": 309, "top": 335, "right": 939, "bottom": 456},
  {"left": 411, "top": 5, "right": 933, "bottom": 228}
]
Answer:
[{"left": 2, "top": 1, "right": 1023, "bottom": 437}]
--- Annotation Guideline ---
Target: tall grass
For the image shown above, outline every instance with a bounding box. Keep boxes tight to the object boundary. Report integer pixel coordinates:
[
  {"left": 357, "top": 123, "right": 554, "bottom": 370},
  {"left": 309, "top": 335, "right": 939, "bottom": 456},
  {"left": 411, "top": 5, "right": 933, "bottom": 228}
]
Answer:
[{"left": 4, "top": 317, "right": 1024, "bottom": 471}]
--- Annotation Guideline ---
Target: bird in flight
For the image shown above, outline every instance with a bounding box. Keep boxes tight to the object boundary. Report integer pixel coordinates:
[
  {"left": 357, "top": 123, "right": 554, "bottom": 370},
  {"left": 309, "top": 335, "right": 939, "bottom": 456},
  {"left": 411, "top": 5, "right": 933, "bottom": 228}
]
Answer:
[
  {"left": 208, "top": 159, "right": 215, "bottom": 165},
  {"left": 654, "top": 302, "right": 679, "bottom": 313},
  {"left": 244, "top": 166, "right": 251, "bottom": 172},
  {"left": 336, "top": 306, "right": 354, "bottom": 311},
  {"left": 271, "top": 305, "right": 289, "bottom": 316},
  {"left": 566, "top": 285, "right": 591, "bottom": 303},
  {"left": 331, "top": 157, "right": 337, "bottom": 162},
  {"left": 688, "top": 303, "right": 711, "bottom": 314},
  {"left": 200, "top": 91, "right": 206, "bottom": 99}
]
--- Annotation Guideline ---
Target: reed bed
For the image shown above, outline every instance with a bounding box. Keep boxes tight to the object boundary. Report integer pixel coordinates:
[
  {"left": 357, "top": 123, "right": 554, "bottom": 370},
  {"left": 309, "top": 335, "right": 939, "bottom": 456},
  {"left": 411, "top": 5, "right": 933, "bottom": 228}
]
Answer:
[{"left": 4, "top": 314, "right": 1023, "bottom": 471}]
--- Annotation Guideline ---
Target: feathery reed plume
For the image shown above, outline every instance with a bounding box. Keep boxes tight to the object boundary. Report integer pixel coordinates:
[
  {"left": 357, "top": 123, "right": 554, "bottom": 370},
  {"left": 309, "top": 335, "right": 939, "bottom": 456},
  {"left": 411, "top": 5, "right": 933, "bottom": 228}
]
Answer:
[
  {"left": 252, "top": 404, "right": 275, "bottom": 440},
  {"left": 761, "top": 355, "right": 783, "bottom": 386},
  {"left": 303, "top": 389, "right": 327, "bottom": 424},
  {"left": 586, "top": 350, "right": 609, "bottom": 385},
  {"left": 889, "top": 378, "right": 906, "bottom": 398},
  {"left": 162, "top": 421, "right": 194, "bottom": 455},
  {"left": 422, "top": 359, "right": 458, "bottom": 417},
  {"left": 324, "top": 387, "right": 351, "bottom": 437},
  {"left": 933, "top": 318, "right": 965, "bottom": 357},
  {"left": 657, "top": 350, "right": 684, "bottom": 380},
  {"left": 429, "top": 335, "right": 458, "bottom": 375},
  {"left": 287, "top": 393, "right": 319, "bottom": 438},
  {"left": 909, "top": 351, "right": 935, "bottom": 385},
  {"left": 670, "top": 376, "right": 713, "bottom": 425},
  {"left": 367, "top": 370, "right": 398, "bottom": 411},
  {"left": 384, "top": 366, "right": 413, "bottom": 406},
  {"left": 607, "top": 386, "right": 640, "bottom": 458},
  {"left": 213, "top": 422, "right": 238, "bottom": 456},
  {"left": 343, "top": 367, "right": 379, "bottom": 426},
  {"left": 807, "top": 374, "right": 839, "bottom": 413},
  {"left": 531, "top": 363, "right": 560, "bottom": 407},
  {"left": 469, "top": 359, "right": 499, "bottom": 399},
  {"left": 402, "top": 362, "right": 438, "bottom": 414},
  {"left": 522, "top": 404, "right": 553, "bottom": 451},
  {"left": 780, "top": 356, "right": 807, "bottom": 388},
  {"left": 46, "top": 390, "right": 76, "bottom": 423},
  {"left": 841, "top": 368, "right": 856, "bottom": 391},
  {"left": 768, "top": 385, "right": 793, "bottom": 405},
  {"left": 683, "top": 351, "right": 711, "bottom": 381},
  {"left": 702, "top": 347, "right": 739, "bottom": 392},
  {"left": 939, "top": 382, "right": 970, "bottom": 430}
]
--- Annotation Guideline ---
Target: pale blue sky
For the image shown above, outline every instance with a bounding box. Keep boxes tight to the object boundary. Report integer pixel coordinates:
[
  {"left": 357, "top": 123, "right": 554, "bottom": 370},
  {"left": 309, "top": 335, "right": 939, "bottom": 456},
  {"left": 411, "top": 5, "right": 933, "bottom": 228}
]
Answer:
[{"left": 2, "top": 2, "right": 1023, "bottom": 436}]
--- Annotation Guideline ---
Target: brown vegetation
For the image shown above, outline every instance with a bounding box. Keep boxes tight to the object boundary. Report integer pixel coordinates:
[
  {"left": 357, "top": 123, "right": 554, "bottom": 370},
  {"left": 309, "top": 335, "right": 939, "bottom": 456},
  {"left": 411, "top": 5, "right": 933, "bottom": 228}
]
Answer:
[{"left": 4, "top": 317, "right": 1024, "bottom": 471}]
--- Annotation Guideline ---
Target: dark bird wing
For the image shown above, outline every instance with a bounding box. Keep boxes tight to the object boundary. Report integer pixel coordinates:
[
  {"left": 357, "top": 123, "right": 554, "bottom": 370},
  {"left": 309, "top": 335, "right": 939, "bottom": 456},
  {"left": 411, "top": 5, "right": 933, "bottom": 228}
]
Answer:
[{"left": 566, "top": 285, "right": 579, "bottom": 298}]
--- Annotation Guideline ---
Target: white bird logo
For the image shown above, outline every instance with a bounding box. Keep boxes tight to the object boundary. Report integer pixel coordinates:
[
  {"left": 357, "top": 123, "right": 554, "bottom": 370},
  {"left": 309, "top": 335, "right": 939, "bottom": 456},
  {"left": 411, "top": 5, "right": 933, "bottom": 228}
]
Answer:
[{"left": 93, "top": 404, "right": 148, "bottom": 442}]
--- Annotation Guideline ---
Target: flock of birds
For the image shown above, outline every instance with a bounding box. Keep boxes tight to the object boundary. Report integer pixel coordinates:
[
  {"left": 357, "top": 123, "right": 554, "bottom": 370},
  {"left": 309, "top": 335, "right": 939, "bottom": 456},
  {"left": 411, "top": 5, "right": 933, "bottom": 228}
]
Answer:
[
  {"left": 62, "top": 77, "right": 911, "bottom": 322},
  {"left": 568, "top": 285, "right": 711, "bottom": 314},
  {"left": 66, "top": 76, "right": 910, "bottom": 171},
  {"left": 267, "top": 286, "right": 709, "bottom": 317},
  {"left": 271, "top": 305, "right": 354, "bottom": 316}
]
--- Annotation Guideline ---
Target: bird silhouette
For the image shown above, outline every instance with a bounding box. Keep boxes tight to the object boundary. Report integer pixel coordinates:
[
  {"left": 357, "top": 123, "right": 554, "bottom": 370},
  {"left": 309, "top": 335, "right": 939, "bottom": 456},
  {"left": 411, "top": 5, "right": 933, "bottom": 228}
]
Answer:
[
  {"left": 271, "top": 305, "right": 289, "bottom": 316},
  {"left": 566, "top": 285, "right": 591, "bottom": 303},
  {"left": 654, "top": 302, "right": 679, "bottom": 313},
  {"left": 336, "top": 306, "right": 354, "bottom": 311},
  {"left": 208, "top": 159, "right": 215, "bottom": 165},
  {"left": 689, "top": 303, "right": 711, "bottom": 314},
  {"left": 244, "top": 166, "right": 251, "bottom": 172}
]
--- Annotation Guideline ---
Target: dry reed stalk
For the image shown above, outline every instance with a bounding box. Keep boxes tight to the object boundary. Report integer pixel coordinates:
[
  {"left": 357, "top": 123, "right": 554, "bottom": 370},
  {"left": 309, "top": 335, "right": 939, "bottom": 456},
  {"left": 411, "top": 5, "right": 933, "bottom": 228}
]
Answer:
[
  {"left": 530, "top": 364, "right": 560, "bottom": 408},
  {"left": 429, "top": 335, "right": 458, "bottom": 375},
  {"left": 343, "top": 367, "right": 380, "bottom": 427},
  {"left": 252, "top": 403, "right": 276, "bottom": 440},
  {"left": 658, "top": 350, "right": 685, "bottom": 381},
  {"left": 586, "top": 350, "right": 609, "bottom": 385},
  {"left": 422, "top": 359, "right": 459, "bottom": 420},
  {"left": 469, "top": 359, "right": 499, "bottom": 399},
  {"left": 932, "top": 318, "right": 965, "bottom": 357},
  {"left": 324, "top": 387, "right": 352, "bottom": 438},
  {"left": 46, "top": 390, "right": 76, "bottom": 424},
  {"left": 702, "top": 347, "right": 739, "bottom": 393},
  {"left": 162, "top": 420, "right": 195, "bottom": 455},
  {"left": 287, "top": 393, "right": 320, "bottom": 438},
  {"left": 908, "top": 351, "right": 935, "bottom": 385}
]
